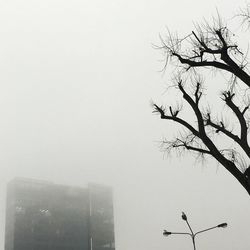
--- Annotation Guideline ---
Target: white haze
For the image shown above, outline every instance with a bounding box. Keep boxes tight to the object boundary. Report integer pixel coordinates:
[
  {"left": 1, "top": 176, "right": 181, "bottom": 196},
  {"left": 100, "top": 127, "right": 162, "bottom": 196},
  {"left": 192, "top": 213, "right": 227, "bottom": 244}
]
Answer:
[{"left": 0, "top": 0, "right": 250, "bottom": 249}]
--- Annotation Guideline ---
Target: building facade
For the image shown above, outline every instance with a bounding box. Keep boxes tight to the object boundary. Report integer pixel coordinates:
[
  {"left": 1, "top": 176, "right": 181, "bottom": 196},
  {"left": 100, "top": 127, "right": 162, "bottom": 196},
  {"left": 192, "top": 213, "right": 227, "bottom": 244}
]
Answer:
[{"left": 5, "top": 178, "right": 115, "bottom": 250}]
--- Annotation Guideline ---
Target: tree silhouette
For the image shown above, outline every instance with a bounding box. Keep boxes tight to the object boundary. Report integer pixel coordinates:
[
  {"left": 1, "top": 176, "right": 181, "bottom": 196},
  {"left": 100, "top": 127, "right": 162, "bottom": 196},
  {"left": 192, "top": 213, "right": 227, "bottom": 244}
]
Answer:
[{"left": 153, "top": 4, "right": 250, "bottom": 195}]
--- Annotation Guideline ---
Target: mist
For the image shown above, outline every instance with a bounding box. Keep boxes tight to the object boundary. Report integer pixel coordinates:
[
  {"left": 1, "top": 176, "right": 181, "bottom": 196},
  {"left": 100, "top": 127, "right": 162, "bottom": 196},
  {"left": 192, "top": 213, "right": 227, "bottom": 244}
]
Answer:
[{"left": 1, "top": 0, "right": 250, "bottom": 249}]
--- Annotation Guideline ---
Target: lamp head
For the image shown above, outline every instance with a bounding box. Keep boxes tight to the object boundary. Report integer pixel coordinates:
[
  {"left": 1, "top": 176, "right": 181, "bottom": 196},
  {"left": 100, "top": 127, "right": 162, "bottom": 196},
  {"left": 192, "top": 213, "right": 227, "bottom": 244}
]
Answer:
[
  {"left": 181, "top": 212, "right": 187, "bottom": 221},
  {"left": 217, "top": 223, "right": 228, "bottom": 228},
  {"left": 163, "top": 230, "right": 172, "bottom": 236}
]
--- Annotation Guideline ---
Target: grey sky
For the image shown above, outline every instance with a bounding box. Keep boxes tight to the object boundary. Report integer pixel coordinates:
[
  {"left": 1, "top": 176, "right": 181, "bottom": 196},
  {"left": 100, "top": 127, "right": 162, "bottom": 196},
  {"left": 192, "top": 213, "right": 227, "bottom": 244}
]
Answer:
[{"left": 0, "top": 0, "right": 250, "bottom": 249}]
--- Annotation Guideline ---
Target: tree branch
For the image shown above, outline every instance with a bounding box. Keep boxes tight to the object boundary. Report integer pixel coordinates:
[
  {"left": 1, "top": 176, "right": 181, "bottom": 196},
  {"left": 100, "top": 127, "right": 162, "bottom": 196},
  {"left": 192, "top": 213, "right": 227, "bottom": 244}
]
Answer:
[
  {"left": 160, "top": 83, "right": 245, "bottom": 183},
  {"left": 222, "top": 91, "right": 249, "bottom": 144},
  {"left": 153, "top": 104, "right": 199, "bottom": 136},
  {"left": 169, "top": 28, "right": 250, "bottom": 87},
  {"left": 205, "top": 113, "right": 250, "bottom": 158},
  {"left": 172, "top": 52, "right": 233, "bottom": 72},
  {"left": 172, "top": 140, "right": 212, "bottom": 155},
  {"left": 160, "top": 136, "right": 212, "bottom": 156},
  {"left": 177, "top": 81, "right": 206, "bottom": 135}
]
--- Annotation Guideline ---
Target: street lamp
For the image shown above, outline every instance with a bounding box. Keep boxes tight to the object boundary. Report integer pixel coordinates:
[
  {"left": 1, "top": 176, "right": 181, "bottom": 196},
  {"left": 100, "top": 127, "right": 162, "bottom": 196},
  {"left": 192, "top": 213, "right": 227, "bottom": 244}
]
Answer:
[{"left": 163, "top": 212, "right": 227, "bottom": 250}]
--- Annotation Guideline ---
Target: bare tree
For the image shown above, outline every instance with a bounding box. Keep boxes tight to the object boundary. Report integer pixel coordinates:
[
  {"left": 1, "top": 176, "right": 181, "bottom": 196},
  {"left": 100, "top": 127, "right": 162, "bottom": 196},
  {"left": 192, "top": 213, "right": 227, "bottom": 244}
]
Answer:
[{"left": 153, "top": 5, "right": 250, "bottom": 195}]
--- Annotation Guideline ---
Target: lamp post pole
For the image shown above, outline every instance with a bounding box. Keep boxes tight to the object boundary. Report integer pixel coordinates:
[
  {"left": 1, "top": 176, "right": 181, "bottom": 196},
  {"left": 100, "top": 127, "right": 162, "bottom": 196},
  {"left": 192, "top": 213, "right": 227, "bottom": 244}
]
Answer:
[{"left": 163, "top": 212, "right": 227, "bottom": 250}]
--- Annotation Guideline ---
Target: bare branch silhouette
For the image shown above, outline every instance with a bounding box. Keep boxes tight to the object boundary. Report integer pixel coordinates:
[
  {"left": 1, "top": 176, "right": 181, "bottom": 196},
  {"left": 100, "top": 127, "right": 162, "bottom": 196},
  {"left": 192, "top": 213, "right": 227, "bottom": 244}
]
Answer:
[{"left": 153, "top": 5, "right": 250, "bottom": 195}]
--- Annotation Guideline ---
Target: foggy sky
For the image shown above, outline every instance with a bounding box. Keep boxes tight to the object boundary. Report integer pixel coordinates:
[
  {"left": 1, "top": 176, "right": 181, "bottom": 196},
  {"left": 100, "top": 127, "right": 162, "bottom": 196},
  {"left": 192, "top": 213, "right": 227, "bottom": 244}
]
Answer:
[{"left": 0, "top": 0, "right": 250, "bottom": 250}]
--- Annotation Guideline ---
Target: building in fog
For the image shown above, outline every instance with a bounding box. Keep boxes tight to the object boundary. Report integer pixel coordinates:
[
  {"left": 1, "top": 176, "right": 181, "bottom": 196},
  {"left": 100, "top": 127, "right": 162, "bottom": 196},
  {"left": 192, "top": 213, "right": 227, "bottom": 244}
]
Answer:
[{"left": 5, "top": 178, "right": 115, "bottom": 250}]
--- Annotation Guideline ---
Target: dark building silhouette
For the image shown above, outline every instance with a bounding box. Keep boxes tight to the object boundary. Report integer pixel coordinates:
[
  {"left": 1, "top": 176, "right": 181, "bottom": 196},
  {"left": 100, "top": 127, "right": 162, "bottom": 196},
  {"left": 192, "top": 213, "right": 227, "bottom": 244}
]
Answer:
[{"left": 5, "top": 178, "right": 115, "bottom": 250}]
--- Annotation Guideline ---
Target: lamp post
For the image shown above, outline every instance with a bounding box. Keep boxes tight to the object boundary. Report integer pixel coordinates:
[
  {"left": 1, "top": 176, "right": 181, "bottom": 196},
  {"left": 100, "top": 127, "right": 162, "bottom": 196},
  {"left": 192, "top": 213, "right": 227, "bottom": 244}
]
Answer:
[{"left": 163, "top": 212, "right": 227, "bottom": 250}]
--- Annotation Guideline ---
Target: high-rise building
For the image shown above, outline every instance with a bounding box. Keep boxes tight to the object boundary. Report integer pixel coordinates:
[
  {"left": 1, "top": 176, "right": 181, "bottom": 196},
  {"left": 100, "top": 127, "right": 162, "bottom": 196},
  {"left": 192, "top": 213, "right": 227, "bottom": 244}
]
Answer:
[{"left": 5, "top": 178, "right": 115, "bottom": 250}]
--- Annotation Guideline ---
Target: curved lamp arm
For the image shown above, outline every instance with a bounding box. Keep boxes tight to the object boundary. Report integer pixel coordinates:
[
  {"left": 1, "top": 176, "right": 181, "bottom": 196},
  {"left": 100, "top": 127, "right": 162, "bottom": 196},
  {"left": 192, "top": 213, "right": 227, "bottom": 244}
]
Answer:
[{"left": 194, "top": 223, "right": 228, "bottom": 237}]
